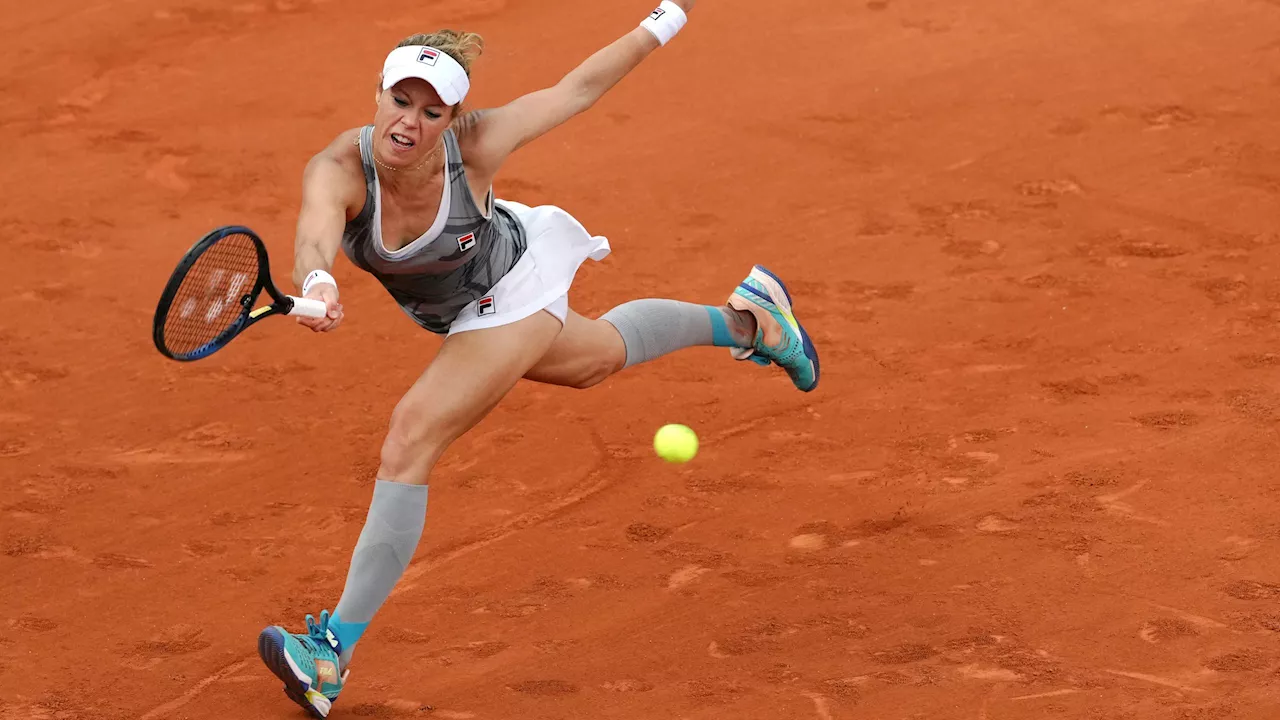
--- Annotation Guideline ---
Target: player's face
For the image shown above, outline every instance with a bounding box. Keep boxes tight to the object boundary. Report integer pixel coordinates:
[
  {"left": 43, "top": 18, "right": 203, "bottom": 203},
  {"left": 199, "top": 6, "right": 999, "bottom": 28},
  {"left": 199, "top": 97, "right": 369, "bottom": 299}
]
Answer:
[{"left": 372, "top": 78, "right": 452, "bottom": 168}]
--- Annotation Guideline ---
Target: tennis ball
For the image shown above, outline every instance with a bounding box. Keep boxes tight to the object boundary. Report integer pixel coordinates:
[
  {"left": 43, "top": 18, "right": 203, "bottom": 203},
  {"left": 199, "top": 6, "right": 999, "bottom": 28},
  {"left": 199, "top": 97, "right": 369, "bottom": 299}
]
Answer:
[{"left": 654, "top": 423, "right": 698, "bottom": 463}]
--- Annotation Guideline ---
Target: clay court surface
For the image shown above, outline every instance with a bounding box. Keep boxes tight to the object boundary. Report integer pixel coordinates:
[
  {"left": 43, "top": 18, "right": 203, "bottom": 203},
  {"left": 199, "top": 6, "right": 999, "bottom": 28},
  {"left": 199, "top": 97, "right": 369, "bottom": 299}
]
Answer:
[{"left": 5, "top": 0, "right": 1280, "bottom": 717}]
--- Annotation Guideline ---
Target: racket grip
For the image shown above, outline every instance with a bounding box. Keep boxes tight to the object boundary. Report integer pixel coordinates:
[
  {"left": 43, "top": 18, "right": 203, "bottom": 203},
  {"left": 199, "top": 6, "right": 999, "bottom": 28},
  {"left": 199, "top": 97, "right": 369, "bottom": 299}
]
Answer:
[{"left": 288, "top": 296, "right": 329, "bottom": 319}]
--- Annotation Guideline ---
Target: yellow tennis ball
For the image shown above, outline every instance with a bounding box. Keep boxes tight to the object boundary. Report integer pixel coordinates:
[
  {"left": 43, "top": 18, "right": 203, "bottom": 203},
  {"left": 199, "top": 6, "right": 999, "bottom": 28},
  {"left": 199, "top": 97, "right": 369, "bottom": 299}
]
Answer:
[{"left": 654, "top": 423, "right": 698, "bottom": 463}]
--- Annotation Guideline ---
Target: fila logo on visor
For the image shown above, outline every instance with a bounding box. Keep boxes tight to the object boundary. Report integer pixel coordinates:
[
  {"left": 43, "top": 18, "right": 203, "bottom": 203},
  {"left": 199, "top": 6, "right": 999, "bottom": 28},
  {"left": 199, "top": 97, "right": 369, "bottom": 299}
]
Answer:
[
  {"left": 477, "top": 296, "right": 496, "bottom": 316},
  {"left": 417, "top": 47, "right": 440, "bottom": 65},
  {"left": 457, "top": 232, "right": 476, "bottom": 252}
]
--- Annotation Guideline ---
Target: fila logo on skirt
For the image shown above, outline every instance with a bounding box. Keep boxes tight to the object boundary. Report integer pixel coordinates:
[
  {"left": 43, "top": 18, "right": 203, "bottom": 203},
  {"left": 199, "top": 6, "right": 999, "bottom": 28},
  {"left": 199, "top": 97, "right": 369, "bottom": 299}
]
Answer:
[{"left": 477, "top": 295, "right": 496, "bottom": 316}]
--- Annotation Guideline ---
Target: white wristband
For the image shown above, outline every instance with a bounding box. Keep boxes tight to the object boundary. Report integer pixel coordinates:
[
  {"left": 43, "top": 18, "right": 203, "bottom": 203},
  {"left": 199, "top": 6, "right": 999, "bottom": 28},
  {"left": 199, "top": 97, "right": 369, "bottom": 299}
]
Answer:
[
  {"left": 640, "top": 1, "right": 687, "bottom": 46},
  {"left": 302, "top": 269, "right": 337, "bottom": 297}
]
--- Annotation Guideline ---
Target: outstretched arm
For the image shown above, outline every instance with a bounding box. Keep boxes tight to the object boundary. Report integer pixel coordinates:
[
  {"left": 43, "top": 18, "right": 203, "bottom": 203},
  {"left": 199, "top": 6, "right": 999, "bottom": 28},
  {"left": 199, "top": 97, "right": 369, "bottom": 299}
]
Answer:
[
  {"left": 457, "top": 0, "right": 695, "bottom": 175},
  {"left": 291, "top": 152, "right": 356, "bottom": 332}
]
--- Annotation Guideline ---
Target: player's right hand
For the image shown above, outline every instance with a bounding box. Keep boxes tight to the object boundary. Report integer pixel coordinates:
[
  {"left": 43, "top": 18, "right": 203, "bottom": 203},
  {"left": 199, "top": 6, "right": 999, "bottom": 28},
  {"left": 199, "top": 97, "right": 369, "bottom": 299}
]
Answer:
[{"left": 297, "top": 282, "right": 343, "bottom": 332}]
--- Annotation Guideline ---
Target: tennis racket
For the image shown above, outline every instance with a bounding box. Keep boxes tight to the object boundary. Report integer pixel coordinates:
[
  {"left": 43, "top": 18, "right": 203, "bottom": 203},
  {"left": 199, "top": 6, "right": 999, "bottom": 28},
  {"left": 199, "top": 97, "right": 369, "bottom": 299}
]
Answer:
[{"left": 152, "top": 225, "right": 328, "bottom": 362}]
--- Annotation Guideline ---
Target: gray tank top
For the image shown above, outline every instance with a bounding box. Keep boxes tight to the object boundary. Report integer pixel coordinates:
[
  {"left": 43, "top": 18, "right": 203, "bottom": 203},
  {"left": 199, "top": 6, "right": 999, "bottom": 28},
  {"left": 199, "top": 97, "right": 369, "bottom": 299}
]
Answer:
[{"left": 340, "top": 124, "right": 527, "bottom": 334}]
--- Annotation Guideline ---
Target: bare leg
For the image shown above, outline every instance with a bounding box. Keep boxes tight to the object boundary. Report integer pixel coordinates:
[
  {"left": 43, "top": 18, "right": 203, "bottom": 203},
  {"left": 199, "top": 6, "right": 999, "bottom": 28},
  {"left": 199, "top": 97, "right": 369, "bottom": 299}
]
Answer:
[
  {"left": 523, "top": 309, "right": 626, "bottom": 388},
  {"left": 378, "top": 309, "right": 565, "bottom": 484}
]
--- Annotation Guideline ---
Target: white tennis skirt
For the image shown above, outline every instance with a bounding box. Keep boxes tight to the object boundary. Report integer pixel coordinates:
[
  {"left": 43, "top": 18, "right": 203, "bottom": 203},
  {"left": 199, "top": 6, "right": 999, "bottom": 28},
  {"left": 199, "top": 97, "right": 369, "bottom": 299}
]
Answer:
[{"left": 446, "top": 200, "right": 612, "bottom": 336}]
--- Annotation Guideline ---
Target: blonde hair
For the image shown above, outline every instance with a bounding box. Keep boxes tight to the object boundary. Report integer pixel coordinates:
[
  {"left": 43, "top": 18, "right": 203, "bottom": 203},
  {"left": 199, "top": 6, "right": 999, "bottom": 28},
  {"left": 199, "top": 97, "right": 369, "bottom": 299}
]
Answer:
[{"left": 395, "top": 30, "right": 484, "bottom": 75}]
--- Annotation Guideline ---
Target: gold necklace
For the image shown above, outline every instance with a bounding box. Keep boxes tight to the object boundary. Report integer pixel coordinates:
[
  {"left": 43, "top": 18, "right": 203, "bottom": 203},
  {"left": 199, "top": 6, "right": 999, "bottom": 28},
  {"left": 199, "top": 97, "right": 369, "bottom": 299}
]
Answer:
[{"left": 372, "top": 143, "right": 442, "bottom": 174}]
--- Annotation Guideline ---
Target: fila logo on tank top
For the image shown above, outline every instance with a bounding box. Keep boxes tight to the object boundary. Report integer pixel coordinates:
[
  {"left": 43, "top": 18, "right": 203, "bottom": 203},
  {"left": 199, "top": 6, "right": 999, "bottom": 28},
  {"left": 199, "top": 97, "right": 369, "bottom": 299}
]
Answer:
[{"left": 339, "top": 125, "right": 528, "bottom": 334}]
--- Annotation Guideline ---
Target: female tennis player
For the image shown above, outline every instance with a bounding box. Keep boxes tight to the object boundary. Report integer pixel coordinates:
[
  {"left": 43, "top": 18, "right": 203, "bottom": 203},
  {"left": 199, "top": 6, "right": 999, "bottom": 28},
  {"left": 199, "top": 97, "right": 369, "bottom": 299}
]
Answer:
[{"left": 256, "top": 2, "right": 818, "bottom": 715}]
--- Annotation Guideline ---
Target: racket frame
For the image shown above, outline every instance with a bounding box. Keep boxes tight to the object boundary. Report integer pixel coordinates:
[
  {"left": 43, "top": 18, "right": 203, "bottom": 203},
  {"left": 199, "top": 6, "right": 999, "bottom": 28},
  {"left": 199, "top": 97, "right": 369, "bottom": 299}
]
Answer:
[{"left": 152, "top": 225, "right": 325, "bottom": 361}]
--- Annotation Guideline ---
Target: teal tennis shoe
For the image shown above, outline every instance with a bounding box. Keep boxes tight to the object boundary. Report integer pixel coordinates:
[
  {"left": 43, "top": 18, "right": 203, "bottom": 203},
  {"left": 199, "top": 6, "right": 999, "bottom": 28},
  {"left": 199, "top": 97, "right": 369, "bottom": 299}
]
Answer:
[
  {"left": 727, "top": 265, "right": 820, "bottom": 392},
  {"left": 258, "top": 610, "right": 347, "bottom": 718}
]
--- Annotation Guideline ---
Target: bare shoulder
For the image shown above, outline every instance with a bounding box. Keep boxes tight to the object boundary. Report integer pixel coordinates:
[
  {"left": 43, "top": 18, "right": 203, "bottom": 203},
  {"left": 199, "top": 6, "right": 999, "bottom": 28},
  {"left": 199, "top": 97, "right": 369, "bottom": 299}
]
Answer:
[
  {"left": 452, "top": 109, "right": 501, "bottom": 178},
  {"left": 302, "top": 128, "right": 367, "bottom": 208},
  {"left": 452, "top": 109, "right": 490, "bottom": 143},
  {"left": 312, "top": 128, "right": 365, "bottom": 175}
]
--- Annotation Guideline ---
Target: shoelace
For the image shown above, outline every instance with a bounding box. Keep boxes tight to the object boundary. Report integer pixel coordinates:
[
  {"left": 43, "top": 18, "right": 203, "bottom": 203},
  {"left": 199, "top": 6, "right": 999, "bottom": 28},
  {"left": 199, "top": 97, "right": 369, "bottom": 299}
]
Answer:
[
  {"left": 303, "top": 610, "right": 334, "bottom": 651},
  {"left": 302, "top": 609, "right": 352, "bottom": 688}
]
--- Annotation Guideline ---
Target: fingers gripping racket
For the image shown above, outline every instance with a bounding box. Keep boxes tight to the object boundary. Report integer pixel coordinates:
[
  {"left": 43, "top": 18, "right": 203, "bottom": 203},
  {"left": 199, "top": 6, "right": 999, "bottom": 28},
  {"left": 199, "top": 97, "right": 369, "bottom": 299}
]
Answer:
[{"left": 152, "top": 225, "right": 327, "bottom": 361}]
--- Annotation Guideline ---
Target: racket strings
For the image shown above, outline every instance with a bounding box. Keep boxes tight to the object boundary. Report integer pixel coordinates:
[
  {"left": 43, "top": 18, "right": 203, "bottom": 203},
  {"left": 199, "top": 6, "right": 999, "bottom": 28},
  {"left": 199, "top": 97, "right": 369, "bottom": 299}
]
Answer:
[{"left": 162, "top": 234, "right": 260, "bottom": 355}]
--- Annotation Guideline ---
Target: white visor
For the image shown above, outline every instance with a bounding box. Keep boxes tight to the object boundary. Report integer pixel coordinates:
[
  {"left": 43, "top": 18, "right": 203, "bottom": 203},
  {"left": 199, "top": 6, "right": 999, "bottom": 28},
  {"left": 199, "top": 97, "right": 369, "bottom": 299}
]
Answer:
[{"left": 380, "top": 45, "right": 470, "bottom": 106}]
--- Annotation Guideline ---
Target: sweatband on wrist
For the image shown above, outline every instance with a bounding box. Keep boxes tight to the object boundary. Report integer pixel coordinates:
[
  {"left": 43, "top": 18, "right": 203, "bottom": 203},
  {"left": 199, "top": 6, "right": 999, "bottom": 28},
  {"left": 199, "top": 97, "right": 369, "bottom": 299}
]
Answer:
[
  {"left": 640, "top": 1, "right": 688, "bottom": 46},
  {"left": 302, "top": 269, "right": 337, "bottom": 296}
]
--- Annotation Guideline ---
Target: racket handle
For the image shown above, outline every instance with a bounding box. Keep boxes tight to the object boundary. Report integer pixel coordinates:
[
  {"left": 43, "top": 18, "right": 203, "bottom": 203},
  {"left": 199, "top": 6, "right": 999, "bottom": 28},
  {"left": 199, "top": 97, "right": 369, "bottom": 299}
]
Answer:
[{"left": 288, "top": 296, "right": 329, "bottom": 319}]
